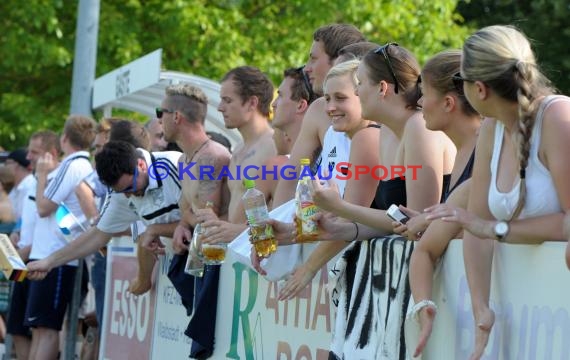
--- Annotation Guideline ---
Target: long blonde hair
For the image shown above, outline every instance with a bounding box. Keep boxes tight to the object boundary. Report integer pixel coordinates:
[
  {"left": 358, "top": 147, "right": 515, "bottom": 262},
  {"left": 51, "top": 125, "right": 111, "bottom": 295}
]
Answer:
[{"left": 462, "top": 25, "right": 554, "bottom": 218}]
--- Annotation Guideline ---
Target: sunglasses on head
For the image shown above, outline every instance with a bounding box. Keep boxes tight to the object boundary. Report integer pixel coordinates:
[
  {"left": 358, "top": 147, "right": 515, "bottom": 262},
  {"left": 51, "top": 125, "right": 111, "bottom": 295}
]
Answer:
[
  {"left": 155, "top": 107, "right": 175, "bottom": 119},
  {"left": 452, "top": 72, "right": 474, "bottom": 94},
  {"left": 296, "top": 65, "right": 317, "bottom": 103},
  {"left": 374, "top": 43, "right": 401, "bottom": 94}
]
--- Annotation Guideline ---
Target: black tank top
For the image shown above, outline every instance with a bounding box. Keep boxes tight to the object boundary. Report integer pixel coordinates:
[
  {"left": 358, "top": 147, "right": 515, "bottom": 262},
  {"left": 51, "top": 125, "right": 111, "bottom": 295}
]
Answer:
[
  {"left": 442, "top": 149, "right": 475, "bottom": 202},
  {"left": 372, "top": 174, "right": 452, "bottom": 210}
]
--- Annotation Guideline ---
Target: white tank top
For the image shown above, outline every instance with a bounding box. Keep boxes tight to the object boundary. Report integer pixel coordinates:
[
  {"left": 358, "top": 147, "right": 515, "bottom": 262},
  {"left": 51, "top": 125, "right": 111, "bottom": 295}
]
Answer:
[
  {"left": 488, "top": 95, "right": 565, "bottom": 221},
  {"left": 319, "top": 125, "right": 351, "bottom": 197}
]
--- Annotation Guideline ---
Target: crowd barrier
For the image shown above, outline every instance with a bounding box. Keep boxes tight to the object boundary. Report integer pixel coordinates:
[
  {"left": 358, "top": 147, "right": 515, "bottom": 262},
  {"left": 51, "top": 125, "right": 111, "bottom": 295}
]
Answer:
[{"left": 98, "top": 238, "right": 569, "bottom": 360}]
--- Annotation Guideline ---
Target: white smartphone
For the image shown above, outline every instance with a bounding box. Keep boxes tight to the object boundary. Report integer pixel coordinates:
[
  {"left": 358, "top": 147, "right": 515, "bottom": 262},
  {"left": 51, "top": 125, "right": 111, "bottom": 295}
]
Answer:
[{"left": 387, "top": 204, "right": 410, "bottom": 225}]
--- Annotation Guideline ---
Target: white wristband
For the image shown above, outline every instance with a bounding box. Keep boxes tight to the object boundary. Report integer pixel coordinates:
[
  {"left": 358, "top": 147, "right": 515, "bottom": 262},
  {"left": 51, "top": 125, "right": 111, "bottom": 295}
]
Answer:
[{"left": 410, "top": 299, "right": 437, "bottom": 320}]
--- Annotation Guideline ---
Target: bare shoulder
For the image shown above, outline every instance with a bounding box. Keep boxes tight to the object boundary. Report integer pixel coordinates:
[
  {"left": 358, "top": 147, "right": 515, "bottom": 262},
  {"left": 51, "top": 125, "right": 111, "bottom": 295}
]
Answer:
[
  {"left": 311, "top": 97, "right": 331, "bottom": 142},
  {"left": 207, "top": 141, "right": 231, "bottom": 162},
  {"left": 353, "top": 125, "right": 380, "bottom": 140},
  {"left": 477, "top": 117, "right": 497, "bottom": 147},
  {"left": 404, "top": 112, "right": 436, "bottom": 139},
  {"left": 542, "top": 96, "right": 570, "bottom": 132}
]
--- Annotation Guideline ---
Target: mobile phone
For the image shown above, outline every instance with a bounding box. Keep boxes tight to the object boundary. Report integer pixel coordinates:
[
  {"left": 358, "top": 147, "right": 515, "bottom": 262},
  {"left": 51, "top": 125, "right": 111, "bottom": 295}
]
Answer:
[{"left": 387, "top": 204, "right": 410, "bottom": 225}]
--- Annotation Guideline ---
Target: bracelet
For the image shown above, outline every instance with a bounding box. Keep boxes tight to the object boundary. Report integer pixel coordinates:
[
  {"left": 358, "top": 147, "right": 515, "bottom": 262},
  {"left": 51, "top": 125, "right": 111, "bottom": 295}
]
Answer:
[
  {"left": 410, "top": 299, "right": 437, "bottom": 320},
  {"left": 347, "top": 221, "right": 359, "bottom": 242}
]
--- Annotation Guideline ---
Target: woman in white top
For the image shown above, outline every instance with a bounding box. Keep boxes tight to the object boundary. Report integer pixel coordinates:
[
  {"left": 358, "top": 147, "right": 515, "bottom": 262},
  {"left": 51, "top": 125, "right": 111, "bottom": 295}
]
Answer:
[{"left": 427, "top": 25, "right": 570, "bottom": 359}]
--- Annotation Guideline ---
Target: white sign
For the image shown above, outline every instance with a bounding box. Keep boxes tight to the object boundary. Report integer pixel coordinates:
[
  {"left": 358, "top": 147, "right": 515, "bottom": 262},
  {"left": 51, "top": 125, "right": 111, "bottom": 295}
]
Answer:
[
  {"left": 420, "top": 240, "right": 569, "bottom": 360},
  {"left": 92, "top": 49, "right": 162, "bottom": 109}
]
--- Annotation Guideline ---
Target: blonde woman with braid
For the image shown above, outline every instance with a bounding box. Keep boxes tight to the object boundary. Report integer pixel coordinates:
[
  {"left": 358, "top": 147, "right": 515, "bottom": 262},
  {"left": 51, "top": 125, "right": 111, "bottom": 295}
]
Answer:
[{"left": 425, "top": 25, "right": 570, "bottom": 359}]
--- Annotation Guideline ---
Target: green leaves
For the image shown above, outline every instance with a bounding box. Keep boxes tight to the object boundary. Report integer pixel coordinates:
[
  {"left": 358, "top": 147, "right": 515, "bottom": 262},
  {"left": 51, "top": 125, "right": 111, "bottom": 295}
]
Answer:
[{"left": 0, "top": 0, "right": 469, "bottom": 148}]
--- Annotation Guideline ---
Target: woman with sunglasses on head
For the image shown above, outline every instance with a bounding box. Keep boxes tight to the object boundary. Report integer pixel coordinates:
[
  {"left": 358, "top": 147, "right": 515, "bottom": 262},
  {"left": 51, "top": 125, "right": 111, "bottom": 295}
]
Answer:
[
  {"left": 403, "top": 50, "right": 482, "bottom": 357},
  {"left": 279, "top": 43, "right": 455, "bottom": 359},
  {"left": 423, "top": 25, "right": 570, "bottom": 359}
]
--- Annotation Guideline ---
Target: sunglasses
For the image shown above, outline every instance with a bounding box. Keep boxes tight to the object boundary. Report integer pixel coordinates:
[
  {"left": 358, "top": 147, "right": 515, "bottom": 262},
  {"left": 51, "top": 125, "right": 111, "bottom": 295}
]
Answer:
[
  {"left": 452, "top": 72, "right": 474, "bottom": 94},
  {"left": 374, "top": 43, "right": 401, "bottom": 94},
  {"left": 155, "top": 107, "right": 175, "bottom": 119},
  {"left": 296, "top": 65, "right": 317, "bottom": 103},
  {"left": 116, "top": 167, "right": 139, "bottom": 194}
]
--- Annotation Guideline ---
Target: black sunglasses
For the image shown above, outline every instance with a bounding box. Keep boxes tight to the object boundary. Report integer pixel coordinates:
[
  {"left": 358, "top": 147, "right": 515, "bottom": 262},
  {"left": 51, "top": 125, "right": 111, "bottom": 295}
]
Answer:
[
  {"left": 296, "top": 65, "right": 317, "bottom": 103},
  {"left": 155, "top": 107, "right": 175, "bottom": 119},
  {"left": 374, "top": 43, "right": 401, "bottom": 94},
  {"left": 452, "top": 72, "right": 474, "bottom": 95}
]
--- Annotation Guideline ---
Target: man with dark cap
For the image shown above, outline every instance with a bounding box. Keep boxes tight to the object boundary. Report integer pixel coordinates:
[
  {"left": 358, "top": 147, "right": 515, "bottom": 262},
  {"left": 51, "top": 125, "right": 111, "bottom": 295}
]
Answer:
[{"left": 5, "top": 148, "right": 34, "bottom": 245}]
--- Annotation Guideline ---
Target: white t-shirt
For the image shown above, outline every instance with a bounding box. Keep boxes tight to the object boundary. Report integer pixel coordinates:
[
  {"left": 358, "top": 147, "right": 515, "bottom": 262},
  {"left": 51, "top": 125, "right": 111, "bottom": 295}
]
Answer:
[
  {"left": 30, "top": 151, "right": 93, "bottom": 265},
  {"left": 320, "top": 126, "right": 351, "bottom": 197},
  {"left": 8, "top": 173, "right": 35, "bottom": 225},
  {"left": 97, "top": 149, "right": 183, "bottom": 237},
  {"left": 19, "top": 177, "right": 38, "bottom": 249}
]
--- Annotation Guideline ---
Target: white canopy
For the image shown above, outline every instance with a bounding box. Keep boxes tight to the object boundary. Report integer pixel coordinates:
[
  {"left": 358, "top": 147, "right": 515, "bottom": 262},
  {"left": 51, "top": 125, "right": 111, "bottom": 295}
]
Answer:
[{"left": 91, "top": 49, "right": 241, "bottom": 149}]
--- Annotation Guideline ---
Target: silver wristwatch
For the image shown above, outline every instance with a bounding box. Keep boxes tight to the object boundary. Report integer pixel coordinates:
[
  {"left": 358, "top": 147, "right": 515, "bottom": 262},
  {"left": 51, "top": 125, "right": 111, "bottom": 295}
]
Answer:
[{"left": 494, "top": 221, "right": 510, "bottom": 242}]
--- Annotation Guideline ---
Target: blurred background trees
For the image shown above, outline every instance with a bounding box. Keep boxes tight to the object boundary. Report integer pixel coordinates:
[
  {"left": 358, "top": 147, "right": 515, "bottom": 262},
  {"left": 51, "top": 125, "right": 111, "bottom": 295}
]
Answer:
[{"left": 1, "top": 0, "right": 567, "bottom": 148}]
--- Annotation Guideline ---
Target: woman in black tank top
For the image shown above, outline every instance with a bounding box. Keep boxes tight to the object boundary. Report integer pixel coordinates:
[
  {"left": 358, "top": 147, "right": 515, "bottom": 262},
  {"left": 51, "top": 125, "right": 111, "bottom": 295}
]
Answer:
[
  {"left": 284, "top": 44, "right": 456, "bottom": 360},
  {"left": 407, "top": 50, "right": 482, "bottom": 357}
]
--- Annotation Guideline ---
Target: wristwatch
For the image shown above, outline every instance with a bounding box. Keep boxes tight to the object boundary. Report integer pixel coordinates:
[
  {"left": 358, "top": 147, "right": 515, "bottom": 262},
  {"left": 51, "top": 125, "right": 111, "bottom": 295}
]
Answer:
[{"left": 494, "top": 221, "right": 510, "bottom": 242}]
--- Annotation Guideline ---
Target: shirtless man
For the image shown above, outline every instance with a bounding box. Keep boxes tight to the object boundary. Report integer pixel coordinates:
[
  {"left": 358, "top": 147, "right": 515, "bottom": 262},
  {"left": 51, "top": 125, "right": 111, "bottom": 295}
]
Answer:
[
  {"left": 272, "top": 24, "right": 366, "bottom": 206},
  {"left": 158, "top": 84, "right": 232, "bottom": 254},
  {"left": 195, "top": 66, "right": 276, "bottom": 242},
  {"left": 263, "top": 66, "right": 317, "bottom": 200},
  {"left": 144, "top": 117, "right": 168, "bottom": 151}
]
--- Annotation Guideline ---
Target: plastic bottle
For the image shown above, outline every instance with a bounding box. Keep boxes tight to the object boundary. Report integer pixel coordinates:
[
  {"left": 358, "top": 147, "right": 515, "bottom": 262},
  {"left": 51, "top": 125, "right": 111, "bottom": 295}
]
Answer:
[
  {"left": 184, "top": 201, "right": 214, "bottom": 276},
  {"left": 242, "top": 179, "right": 277, "bottom": 257},
  {"left": 295, "top": 158, "right": 320, "bottom": 242}
]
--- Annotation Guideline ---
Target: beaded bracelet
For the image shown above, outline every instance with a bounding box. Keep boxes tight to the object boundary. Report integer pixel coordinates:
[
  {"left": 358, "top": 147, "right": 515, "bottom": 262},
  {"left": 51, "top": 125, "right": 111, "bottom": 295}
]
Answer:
[{"left": 410, "top": 299, "right": 437, "bottom": 320}]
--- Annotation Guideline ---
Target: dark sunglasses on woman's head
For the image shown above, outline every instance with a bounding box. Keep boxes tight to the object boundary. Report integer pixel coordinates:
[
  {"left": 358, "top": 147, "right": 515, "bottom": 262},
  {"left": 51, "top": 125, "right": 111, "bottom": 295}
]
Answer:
[
  {"left": 296, "top": 65, "right": 317, "bottom": 103},
  {"left": 452, "top": 72, "right": 469, "bottom": 94},
  {"left": 155, "top": 107, "right": 175, "bottom": 119},
  {"left": 374, "top": 43, "right": 401, "bottom": 94}
]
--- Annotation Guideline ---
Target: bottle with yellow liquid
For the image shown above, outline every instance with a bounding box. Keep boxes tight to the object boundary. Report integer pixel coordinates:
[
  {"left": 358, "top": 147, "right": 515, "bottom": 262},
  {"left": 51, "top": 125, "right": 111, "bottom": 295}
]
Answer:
[
  {"left": 242, "top": 179, "right": 277, "bottom": 257},
  {"left": 295, "top": 158, "right": 320, "bottom": 242}
]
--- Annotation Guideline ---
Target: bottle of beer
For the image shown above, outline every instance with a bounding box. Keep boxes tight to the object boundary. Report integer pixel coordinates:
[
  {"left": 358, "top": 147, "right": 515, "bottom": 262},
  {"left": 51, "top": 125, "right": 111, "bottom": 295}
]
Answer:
[
  {"left": 242, "top": 179, "right": 277, "bottom": 257},
  {"left": 295, "top": 158, "right": 320, "bottom": 242},
  {"left": 184, "top": 201, "right": 214, "bottom": 276}
]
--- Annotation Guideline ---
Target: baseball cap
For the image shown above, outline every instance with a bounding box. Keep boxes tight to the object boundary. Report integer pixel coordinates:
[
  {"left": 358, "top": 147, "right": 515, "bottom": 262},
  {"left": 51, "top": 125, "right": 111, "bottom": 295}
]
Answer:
[{"left": 7, "top": 148, "right": 31, "bottom": 169}]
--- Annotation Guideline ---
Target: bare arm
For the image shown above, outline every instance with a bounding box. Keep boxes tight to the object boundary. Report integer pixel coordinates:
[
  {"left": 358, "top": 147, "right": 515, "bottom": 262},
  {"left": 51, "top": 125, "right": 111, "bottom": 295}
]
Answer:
[
  {"left": 296, "top": 127, "right": 381, "bottom": 269},
  {"left": 279, "top": 126, "right": 381, "bottom": 299},
  {"left": 410, "top": 180, "right": 470, "bottom": 305},
  {"left": 75, "top": 181, "right": 99, "bottom": 221},
  {"left": 35, "top": 156, "right": 58, "bottom": 217},
  {"left": 28, "top": 226, "right": 113, "bottom": 274},
  {"left": 461, "top": 119, "right": 497, "bottom": 358},
  {"left": 403, "top": 115, "right": 446, "bottom": 211}
]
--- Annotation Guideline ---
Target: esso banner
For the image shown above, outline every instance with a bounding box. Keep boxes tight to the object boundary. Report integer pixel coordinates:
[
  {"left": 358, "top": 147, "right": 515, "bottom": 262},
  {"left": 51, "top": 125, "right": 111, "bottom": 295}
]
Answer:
[{"left": 101, "top": 238, "right": 155, "bottom": 360}]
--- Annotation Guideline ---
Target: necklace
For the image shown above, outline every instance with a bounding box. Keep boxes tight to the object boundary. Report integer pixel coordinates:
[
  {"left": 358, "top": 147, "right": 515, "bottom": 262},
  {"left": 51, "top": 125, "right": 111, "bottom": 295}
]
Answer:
[{"left": 188, "top": 139, "right": 211, "bottom": 163}]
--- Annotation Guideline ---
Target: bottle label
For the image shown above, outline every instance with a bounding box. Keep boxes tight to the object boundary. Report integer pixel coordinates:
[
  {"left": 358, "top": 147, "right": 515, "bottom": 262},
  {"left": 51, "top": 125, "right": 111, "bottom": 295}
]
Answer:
[
  {"left": 300, "top": 201, "right": 319, "bottom": 233},
  {"left": 245, "top": 205, "right": 270, "bottom": 225}
]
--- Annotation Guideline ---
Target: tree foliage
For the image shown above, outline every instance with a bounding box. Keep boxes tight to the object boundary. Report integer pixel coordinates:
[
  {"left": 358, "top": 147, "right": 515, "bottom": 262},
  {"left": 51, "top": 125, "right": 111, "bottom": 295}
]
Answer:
[
  {"left": 0, "top": 0, "right": 470, "bottom": 148},
  {"left": 457, "top": 0, "right": 570, "bottom": 94}
]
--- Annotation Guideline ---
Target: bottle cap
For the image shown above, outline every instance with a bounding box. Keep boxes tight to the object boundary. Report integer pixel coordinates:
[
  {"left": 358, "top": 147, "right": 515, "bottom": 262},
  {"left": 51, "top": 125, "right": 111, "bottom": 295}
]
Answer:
[
  {"left": 300, "top": 158, "right": 310, "bottom": 166},
  {"left": 243, "top": 179, "right": 256, "bottom": 189}
]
